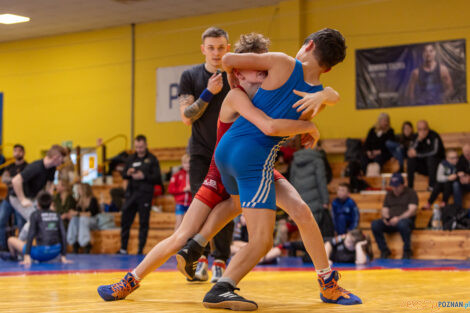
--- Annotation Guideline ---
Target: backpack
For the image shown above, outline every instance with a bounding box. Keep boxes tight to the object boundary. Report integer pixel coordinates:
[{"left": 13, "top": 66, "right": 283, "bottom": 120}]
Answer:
[
  {"left": 344, "top": 138, "right": 363, "bottom": 162},
  {"left": 441, "top": 204, "right": 470, "bottom": 230}
]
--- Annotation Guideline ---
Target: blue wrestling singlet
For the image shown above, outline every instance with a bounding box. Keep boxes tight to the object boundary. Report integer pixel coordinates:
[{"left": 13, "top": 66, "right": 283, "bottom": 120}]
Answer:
[{"left": 215, "top": 59, "right": 323, "bottom": 210}]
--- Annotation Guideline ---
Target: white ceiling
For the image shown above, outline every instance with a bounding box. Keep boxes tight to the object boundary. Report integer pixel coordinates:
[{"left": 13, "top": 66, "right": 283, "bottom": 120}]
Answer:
[{"left": 0, "top": 0, "right": 281, "bottom": 43}]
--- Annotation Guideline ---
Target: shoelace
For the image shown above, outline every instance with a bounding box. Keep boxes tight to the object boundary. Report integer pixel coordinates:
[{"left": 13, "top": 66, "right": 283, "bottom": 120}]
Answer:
[
  {"left": 111, "top": 279, "right": 134, "bottom": 299},
  {"left": 321, "top": 278, "right": 351, "bottom": 295}
]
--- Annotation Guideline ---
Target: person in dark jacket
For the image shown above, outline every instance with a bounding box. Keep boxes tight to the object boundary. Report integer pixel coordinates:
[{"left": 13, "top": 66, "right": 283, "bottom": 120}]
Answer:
[
  {"left": 118, "top": 135, "right": 163, "bottom": 255},
  {"left": 406, "top": 120, "right": 445, "bottom": 189},
  {"left": 3, "top": 192, "right": 71, "bottom": 264},
  {"left": 385, "top": 121, "right": 416, "bottom": 172},
  {"left": 290, "top": 147, "right": 334, "bottom": 237},
  {"left": 362, "top": 113, "right": 395, "bottom": 171}
]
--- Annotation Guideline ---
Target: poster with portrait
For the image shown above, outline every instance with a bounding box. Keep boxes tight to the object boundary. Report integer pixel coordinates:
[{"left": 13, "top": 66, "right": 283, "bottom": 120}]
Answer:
[{"left": 356, "top": 39, "right": 466, "bottom": 109}]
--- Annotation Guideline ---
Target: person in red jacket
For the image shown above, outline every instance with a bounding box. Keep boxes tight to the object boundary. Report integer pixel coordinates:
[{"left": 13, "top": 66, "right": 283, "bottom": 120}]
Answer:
[{"left": 168, "top": 154, "right": 192, "bottom": 230}]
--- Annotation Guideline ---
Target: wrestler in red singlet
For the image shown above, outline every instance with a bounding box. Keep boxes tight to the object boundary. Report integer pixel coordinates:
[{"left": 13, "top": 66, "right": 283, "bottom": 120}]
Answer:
[{"left": 195, "top": 86, "right": 284, "bottom": 209}]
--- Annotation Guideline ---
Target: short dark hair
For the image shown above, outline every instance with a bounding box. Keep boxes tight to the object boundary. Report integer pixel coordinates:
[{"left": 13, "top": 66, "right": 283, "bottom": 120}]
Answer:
[
  {"left": 13, "top": 144, "right": 25, "bottom": 151},
  {"left": 202, "top": 27, "right": 228, "bottom": 42},
  {"left": 135, "top": 134, "right": 147, "bottom": 143},
  {"left": 234, "top": 33, "right": 270, "bottom": 53},
  {"left": 37, "top": 191, "right": 53, "bottom": 210},
  {"left": 303, "top": 28, "right": 346, "bottom": 69},
  {"left": 47, "top": 144, "right": 67, "bottom": 157},
  {"left": 338, "top": 182, "right": 350, "bottom": 190}
]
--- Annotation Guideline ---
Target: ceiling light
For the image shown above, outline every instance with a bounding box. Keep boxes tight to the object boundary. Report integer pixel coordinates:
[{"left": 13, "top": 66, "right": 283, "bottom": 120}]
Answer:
[{"left": 0, "top": 14, "right": 30, "bottom": 25}]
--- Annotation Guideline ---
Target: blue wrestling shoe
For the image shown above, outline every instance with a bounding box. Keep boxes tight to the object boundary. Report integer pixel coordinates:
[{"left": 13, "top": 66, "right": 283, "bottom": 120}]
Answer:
[
  {"left": 318, "top": 271, "right": 362, "bottom": 305},
  {"left": 97, "top": 272, "right": 140, "bottom": 301}
]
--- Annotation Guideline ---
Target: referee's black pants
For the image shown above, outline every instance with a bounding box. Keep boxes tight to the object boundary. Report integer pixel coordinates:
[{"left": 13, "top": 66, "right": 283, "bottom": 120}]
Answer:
[{"left": 120, "top": 191, "right": 153, "bottom": 254}]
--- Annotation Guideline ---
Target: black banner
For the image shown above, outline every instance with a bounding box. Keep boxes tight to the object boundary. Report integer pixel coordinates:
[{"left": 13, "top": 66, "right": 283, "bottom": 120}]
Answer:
[{"left": 356, "top": 39, "right": 466, "bottom": 109}]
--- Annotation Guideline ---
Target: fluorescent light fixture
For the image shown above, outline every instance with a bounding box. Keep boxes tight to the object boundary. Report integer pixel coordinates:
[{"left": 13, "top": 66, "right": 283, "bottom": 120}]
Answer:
[{"left": 0, "top": 14, "right": 30, "bottom": 24}]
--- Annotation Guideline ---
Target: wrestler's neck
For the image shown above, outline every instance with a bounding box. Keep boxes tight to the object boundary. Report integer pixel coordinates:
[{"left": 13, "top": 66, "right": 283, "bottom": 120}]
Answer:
[
  {"left": 239, "top": 81, "right": 261, "bottom": 99},
  {"left": 302, "top": 63, "right": 323, "bottom": 86}
]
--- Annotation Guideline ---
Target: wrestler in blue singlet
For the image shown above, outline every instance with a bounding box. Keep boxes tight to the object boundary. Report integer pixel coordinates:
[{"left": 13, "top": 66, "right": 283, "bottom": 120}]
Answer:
[{"left": 215, "top": 59, "right": 323, "bottom": 210}]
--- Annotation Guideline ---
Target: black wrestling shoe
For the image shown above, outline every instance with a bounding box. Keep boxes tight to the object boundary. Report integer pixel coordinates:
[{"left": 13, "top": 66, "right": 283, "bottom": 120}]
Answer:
[
  {"left": 203, "top": 282, "right": 258, "bottom": 311},
  {"left": 176, "top": 239, "right": 205, "bottom": 280}
]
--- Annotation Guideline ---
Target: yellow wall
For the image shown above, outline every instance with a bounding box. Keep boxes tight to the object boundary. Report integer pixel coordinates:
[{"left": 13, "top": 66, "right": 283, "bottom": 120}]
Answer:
[
  {"left": 1, "top": 0, "right": 469, "bottom": 162},
  {"left": 0, "top": 26, "right": 132, "bottom": 160},
  {"left": 303, "top": 0, "right": 470, "bottom": 138}
]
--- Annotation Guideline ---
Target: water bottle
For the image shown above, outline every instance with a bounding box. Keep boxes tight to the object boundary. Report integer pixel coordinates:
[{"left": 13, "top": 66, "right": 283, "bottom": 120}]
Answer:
[{"left": 431, "top": 204, "right": 442, "bottom": 230}]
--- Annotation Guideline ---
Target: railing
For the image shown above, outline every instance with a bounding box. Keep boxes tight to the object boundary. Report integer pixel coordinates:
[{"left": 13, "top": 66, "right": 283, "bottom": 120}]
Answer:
[{"left": 75, "top": 134, "right": 128, "bottom": 184}]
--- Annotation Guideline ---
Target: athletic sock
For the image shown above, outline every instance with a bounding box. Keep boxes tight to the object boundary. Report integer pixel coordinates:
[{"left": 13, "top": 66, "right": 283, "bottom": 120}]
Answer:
[
  {"left": 316, "top": 266, "right": 333, "bottom": 280},
  {"left": 218, "top": 277, "right": 237, "bottom": 288},
  {"left": 131, "top": 269, "right": 141, "bottom": 281},
  {"left": 193, "top": 233, "right": 208, "bottom": 247}
]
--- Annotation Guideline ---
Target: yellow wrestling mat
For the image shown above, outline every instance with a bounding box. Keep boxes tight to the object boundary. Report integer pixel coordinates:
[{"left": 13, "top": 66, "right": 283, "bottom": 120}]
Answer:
[{"left": 2, "top": 269, "right": 469, "bottom": 312}]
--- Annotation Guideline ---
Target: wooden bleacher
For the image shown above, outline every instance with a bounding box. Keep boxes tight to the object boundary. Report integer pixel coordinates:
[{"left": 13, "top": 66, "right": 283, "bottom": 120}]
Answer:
[
  {"left": 363, "top": 229, "right": 470, "bottom": 260},
  {"left": 4, "top": 132, "right": 465, "bottom": 257},
  {"left": 90, "top": 212, "right": 176, "bottom": 254}
]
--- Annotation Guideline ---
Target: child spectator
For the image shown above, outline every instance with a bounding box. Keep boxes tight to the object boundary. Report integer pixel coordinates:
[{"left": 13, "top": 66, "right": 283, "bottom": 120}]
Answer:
[
  {"left": 105, "top": 187, "right": 125, "bottom": 212},
  {"left": 3, "top": 192, "right": 71, "bottom": 265},
  {"left": 168, "top": 154, "right": 192, "bottom": 230},
  {"left": 67, "top": 183, "right": 99, "bottom": 253},
  {"left": 331, "top": 183, "right": 360, "bottom": 235},
  {"left": 325, "top": 229, "right": 372, "bottom": 265},
  {"left": 53, "top": 180, "right": 76, "bottom": 228},
  {"left": 425, "top": 149, "right": 460, "bottom": 208}
]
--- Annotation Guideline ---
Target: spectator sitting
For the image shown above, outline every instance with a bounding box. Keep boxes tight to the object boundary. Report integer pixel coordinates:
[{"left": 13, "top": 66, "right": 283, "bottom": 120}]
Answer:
[
  {"left": 331, "top": 183, "right": 360, "bottom": 235},
  {"left": 168, "top": 154, "right": 192, "bottom": 230},
  {"left": 371, "top": 172, "right": 418, "bottom": 259},
  {"left": 290, "top": 146, "right": 334, "bottom": 237},
  {"left": 53, "top": 180, "right": 77, "bottom": 228},
  {"left": 0, "top": 144, "right": 28, "bottom": 251},
  {"left": 457, "top": 143, "right": 470, "bottom": 204},
  {"left": 424, "top": 149, "right": 460, "bottom": 209},
  {"left": 362, "top": 113, "right": 395, "bottom": 172},
  {"left": 67, "top": 183, "right": 99, "bottom": 254},
  {"left": 105, "top": 187, "right": 125, "bottom": 212},
  {"left": 325, "top": 229, "right": 372, "bottom": 265},
  {"left": 386, "top": 121, "right": 416, "bottom": 172},
  {"left": 2, "top": 192, "right": 71, "bottom": 265},
  {"left": 407, "top": 120, "right": 445, "bottom": 190}
]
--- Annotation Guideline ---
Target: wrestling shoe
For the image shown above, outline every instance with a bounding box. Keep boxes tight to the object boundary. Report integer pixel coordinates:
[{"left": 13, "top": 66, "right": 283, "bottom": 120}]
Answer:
[
  {"left": 210, "top": 259, "right": 226, "bottom": 283},
  {"left": 192, "top": 257, "right": 209, "bottom": 281},
  {"left": 203, "top": 282, "right": 258, "bottom": 311},
  {"left": 97, "top": 272, "right": 140, "bottom": 301},
  {"left": 318, "top": 270, "right": 362, "bottom": 305},
  {"left": 176, "top": 238, "right": 205, "bottom": 280}
]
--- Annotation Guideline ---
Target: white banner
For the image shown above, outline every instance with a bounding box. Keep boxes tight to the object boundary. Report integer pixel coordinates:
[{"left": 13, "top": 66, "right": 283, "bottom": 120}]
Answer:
[{"left": 156, "top": 64, "right": 196, "bottom": 122}]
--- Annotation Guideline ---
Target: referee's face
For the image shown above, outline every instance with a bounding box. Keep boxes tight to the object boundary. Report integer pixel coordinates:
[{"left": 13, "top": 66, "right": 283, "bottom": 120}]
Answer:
[{"left": 201, "top": 36, "right": 229, "bottom": 69}]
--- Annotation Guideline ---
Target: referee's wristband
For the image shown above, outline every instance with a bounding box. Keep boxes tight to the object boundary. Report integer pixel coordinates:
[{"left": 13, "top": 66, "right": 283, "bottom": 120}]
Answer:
[{"left": 200, "top": 89, "right": 214, "bottom": 102}]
